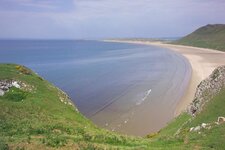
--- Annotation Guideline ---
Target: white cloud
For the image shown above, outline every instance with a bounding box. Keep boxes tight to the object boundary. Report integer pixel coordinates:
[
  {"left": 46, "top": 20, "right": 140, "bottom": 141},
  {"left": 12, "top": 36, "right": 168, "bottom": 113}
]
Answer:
[{"left": 0, "top": 0, "right": 225, "bottom": 38}]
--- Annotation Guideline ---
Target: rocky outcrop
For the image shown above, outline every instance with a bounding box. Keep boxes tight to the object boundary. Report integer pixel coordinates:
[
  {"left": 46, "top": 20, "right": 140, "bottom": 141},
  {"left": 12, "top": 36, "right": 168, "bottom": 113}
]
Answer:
[
  {"left": 0, "top": 80, "right": 20, "bottom": 96},
  {"left": 188, "top": 66, "right": 225, "bottom": 115},
  {"left": 189, "top": 116, "right": 225, "bottom": 133}
]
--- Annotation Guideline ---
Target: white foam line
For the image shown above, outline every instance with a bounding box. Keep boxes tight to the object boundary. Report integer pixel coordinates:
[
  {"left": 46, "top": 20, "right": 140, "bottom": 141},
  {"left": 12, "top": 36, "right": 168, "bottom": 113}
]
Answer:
[{"left": 136, "top": 89, "right": 152, "bottom": 105}]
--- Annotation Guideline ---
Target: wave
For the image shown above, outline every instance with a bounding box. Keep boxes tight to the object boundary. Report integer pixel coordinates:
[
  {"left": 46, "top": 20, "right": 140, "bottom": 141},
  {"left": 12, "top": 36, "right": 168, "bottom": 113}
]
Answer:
[{"left": 136, "top": 89, "right": 151, "bottom": 105}]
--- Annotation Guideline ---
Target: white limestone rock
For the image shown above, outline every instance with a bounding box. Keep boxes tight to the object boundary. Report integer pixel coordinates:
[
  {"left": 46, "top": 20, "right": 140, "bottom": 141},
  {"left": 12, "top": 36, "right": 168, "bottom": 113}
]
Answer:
[
  {"left": 0, "top": 89, "right": 4, "bottom": 96},
  {"left": 12, "top": 81, "right": 20, "bottom": 88}
]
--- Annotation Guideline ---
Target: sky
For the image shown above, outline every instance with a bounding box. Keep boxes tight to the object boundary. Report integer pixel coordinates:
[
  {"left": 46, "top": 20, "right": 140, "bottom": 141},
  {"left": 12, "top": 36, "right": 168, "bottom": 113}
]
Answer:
[{"left": 0, "top": 0, "right": 225, "bottom": 39}]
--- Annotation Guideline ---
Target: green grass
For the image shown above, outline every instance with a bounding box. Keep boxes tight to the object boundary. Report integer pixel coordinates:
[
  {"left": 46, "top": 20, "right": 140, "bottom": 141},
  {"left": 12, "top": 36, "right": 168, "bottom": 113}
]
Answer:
[
  {"left": 148, "top": 88, "right": 225, "bottom": 149},
  {"left": 173, "top": 24, "right": 225, "bottom": 51},
  {"left": 157, "top": 113, "right": 191, "bottom": 138},
  {"left": 3, "top": 87, "right": 28, "bottom": 102},
  {"left": 180, "top": 89, "right": 225, "bottom": 149},
  {"left": 0, "top": 64, "right": 152, "bottom": 149},
  {"left": 1, "top": 64, "right": 225, "bottom": 149},
  {"left": 186, "top": 89, "right": 225, "bottom": 127}
]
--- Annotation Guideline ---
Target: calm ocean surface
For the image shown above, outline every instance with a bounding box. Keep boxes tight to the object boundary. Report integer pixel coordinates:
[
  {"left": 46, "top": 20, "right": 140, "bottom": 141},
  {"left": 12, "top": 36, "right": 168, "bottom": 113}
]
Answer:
[{"left": 0, "top": 40, "right": 191, "bottom": 136}]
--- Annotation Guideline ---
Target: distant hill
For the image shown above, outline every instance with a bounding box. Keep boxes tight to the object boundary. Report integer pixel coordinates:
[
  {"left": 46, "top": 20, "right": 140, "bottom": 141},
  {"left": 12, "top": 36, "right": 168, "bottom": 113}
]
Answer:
[{"left": 173, "top": 24, "right": 225, "bottom": 51}]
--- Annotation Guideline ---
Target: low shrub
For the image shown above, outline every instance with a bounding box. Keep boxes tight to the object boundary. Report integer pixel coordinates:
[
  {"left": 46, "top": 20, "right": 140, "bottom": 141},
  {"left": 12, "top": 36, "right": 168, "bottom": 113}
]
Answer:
[
  {"left": 15, "top": 65, "right": 32, "bottom": 75},
  {"left": 147, "top": 132, "right": 159, "bottom": 138},
  {"left": 4, "top": 87, "right": 28, "bottom": 102}
]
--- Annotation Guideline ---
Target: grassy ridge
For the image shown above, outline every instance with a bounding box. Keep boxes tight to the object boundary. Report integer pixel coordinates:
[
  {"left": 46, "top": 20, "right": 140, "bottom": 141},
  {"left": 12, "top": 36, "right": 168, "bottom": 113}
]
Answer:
[
  {"left": 173, "top": 24, "right": 225, "bottom": 51},
  {"left": 0, "top": 64, "right": 151, "bottom": 149},
  {"left": 1, "top": 64, "right": 225, "bottom": 149}
]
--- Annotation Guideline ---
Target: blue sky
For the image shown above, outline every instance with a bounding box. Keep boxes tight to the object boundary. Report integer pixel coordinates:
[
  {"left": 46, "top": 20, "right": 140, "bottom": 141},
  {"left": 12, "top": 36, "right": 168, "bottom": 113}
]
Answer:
[{"left": 0, "top": 0, "right": 225, "bottom": 39}]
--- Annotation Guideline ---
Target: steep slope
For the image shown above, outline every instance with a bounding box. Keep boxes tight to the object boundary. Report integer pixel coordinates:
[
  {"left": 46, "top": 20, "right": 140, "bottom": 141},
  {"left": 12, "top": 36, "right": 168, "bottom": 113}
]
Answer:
[
  {"left": 0, "top": 64, "right": 151, "bottom": 149},
  {"left": 173, "top": 24, "right": 225, "bottom": 51},
  {"left": 1, "top": 64, "right": 225, "bottom": 149},
  {"left": 157, "top": 66, "right": 225, "bottom": 149}
]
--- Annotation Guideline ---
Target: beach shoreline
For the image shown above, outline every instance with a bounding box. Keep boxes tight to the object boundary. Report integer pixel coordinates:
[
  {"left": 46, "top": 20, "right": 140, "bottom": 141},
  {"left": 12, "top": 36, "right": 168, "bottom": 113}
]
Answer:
[{"left": 104, "top": 40, "right": 225, "bottom": 117}]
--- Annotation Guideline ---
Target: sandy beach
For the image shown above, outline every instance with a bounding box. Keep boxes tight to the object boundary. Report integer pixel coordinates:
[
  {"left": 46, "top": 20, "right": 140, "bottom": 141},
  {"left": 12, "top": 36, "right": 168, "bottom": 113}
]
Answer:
[
  {"left": 0, "top": 40, "right": 194, "bottom": 136},
  {"left": 105, "top": 40, "right": 225, "bottom": 117}
]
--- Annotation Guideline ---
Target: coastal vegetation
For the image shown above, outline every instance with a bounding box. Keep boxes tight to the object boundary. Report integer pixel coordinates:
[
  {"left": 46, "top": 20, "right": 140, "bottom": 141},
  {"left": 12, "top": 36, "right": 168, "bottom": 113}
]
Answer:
[
  {"left": 173, "top": 24, "right": 225, "bottom": 51},
  {"left": 0, "top": 64, "right": 150, "bottom": 149},
  {"left": 1, "top": 64, "right": 225, "bottom": 149}
]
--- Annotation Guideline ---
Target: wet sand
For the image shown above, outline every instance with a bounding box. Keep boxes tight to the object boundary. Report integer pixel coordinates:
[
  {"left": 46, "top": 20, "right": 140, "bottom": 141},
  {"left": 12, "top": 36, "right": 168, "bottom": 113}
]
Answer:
[
  {"left": 0, "top": 40, "right": 192, "bottom": 136},
  {"left": 150, "top": 43, "right": 225, "bottom": 116},
  {"left": 106, "top": 40, "right": 225, "bottom": 117},
  {"left": 90, "top": 40, "right": 192, "bottom": 136}
]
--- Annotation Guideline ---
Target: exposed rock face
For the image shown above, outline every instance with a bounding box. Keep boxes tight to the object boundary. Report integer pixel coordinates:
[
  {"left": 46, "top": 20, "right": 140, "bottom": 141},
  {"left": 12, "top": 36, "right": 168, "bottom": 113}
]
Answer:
[
  {"left": 0, "top": 80, "right": 21, "bottom": 96},
  {"left": 188, "top": 66, "right": 225, "bottom": 115},
  {"left": 0, "top": 80, "right": 14, "bottom": 96}
]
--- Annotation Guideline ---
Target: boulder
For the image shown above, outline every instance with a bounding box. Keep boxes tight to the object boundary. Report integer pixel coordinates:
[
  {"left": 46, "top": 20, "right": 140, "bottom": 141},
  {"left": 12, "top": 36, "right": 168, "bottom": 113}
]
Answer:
[
  {"left": 201, "top": 123, "right": 207, "bottom": 128},
  {"left": 193, "top": 126, "right": 201, "bottom": 132},
  {"left": 218, "top": 117, "right": 225, "bottom": 124},
  {"left": 12, "top": 81, "right": 20, "bottom": 88},
  {"left": 1, "top": 86, "right": 9, "bottom": 91},
  {"left": 189, "top": 127, "right": 194, "bottom": 132},
  {"left": 0, "top": 89, "right": 4, "bottom": 96}
]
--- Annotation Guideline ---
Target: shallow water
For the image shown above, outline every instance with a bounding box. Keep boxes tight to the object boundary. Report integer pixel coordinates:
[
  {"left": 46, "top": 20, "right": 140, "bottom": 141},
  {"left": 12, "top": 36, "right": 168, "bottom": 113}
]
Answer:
[{"left": 0, "top": 40, "right": 191, "bottom": 136}]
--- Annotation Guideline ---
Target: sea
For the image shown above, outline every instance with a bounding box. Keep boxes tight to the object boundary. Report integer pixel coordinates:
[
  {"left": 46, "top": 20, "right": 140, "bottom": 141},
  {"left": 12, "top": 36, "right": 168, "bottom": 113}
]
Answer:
[{"left": 0, "top": 40, "right": 191, "bottom": 136}]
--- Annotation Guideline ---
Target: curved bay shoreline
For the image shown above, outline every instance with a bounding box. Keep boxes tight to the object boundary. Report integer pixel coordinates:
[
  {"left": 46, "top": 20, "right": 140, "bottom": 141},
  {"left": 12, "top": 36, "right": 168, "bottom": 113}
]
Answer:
[
  {"left": 155, "top": 43, "right": 225, "bottom": 116},
  {"left": 0, "top": 40, "right": 192, "bottom": 136},
  {"left": 105, "top": 40, "right": 225, "bottom": 117},
  {"left": 93, "top": 40, "right": 192, "bottom": 136}
]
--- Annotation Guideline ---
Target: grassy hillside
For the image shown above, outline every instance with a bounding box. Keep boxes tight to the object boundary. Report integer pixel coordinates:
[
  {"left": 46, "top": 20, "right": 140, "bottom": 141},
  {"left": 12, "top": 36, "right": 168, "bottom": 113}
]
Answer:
[
  {"left": 0, "top": 64, "right": 151, "bottom": 149},
  {"left": 173, "top": 24, "right": 225, "bottom": 51},
  {"left": 1, "top": 64, "right": 225, "bottom": 149}
]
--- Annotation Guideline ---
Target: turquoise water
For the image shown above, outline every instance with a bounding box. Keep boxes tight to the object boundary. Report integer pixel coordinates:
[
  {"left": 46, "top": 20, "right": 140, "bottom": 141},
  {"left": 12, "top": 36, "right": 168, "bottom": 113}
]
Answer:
[{"left": 0, "top": 40, "right": 191, "bottom": 136}]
